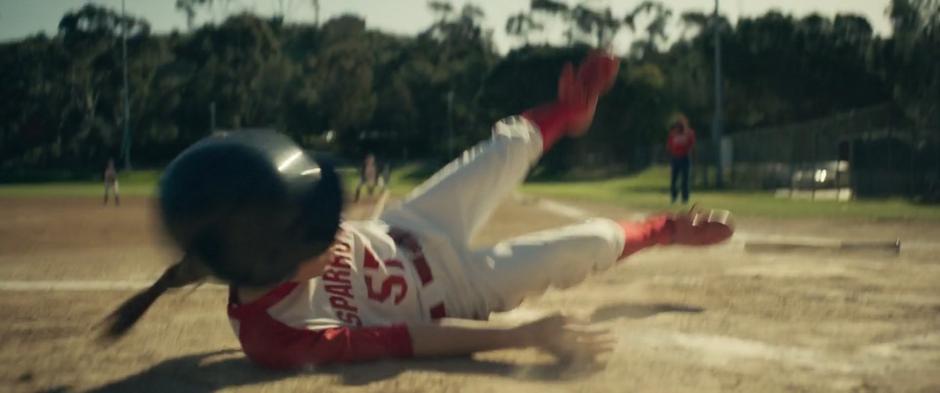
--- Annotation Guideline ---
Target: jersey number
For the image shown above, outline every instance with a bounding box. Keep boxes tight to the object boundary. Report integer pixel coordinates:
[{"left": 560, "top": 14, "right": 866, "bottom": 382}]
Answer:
[{"left": 363, "top": 250, "right": 408, "bottom": 304}]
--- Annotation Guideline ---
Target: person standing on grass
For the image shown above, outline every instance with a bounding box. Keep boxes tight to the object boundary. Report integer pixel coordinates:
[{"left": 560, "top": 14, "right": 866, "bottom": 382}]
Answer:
[
  {"left": 103, "top": 158, "right": 120, "bottom": 206},
  {"left": 666, "top": 115, "right": 695, "bottom": 204},
  {"left": 378, "top": 162, "right": 391, "bottom": 194},
  {"left": 354, "top": 153, "right": 379, "bottom": 202}
]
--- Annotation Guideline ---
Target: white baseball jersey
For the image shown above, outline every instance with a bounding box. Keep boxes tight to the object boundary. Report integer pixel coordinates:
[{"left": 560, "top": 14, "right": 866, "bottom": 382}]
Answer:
[{"left": 263, "top": 220, "right": 441, "bottom": 329}]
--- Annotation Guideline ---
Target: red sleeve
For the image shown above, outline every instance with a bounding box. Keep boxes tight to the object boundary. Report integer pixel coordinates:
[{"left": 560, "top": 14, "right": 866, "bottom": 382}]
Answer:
[{"left": 236, "top": 314, "right": 413, "bottom": 369}]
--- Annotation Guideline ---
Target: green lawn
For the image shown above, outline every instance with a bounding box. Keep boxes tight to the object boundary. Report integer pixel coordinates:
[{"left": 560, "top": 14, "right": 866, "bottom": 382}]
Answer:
[
  {"left": 0, "top": 170, "right": 161, "bottom": 198},
  {"left": 0, "top": 168, "right": 417, "bottom": 199},
  {"left": 3, "top": 166, "right": 939, "bottom": 221},
  {"left": 521, "top": 166, "right": 940, "bottom": 221}
]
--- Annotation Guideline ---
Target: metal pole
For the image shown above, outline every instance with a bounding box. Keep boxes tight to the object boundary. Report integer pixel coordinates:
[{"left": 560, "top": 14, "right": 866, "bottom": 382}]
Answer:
[
  {"left": 121, "top": 0, "right": 132, "bottom": 170},
  {"left": 446, "top": 90, "right": 454, "bottom": 159},
  {"left": 835, "top": 138, "right": 842, "bottom": 201},
  {"left": 712, "top": 0, "right": 724, "bottom": 188},
  {"left": 811, "top": 131, "right": 817, "bottom": 200},
  {"left": 210, "top": 101, "right": 216, "bottom": 134},
  {"left": 909, "top": 128, "right": 916, "bottom": 198}
]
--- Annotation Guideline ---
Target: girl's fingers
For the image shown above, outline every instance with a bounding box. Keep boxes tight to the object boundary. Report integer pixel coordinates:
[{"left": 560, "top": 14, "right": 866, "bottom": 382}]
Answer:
[
  {"left": 563, "top": 322, "right": 609, "bottom": 335},
  {"left": 575, "top": 327, "right": 616, "bottom": 346}
]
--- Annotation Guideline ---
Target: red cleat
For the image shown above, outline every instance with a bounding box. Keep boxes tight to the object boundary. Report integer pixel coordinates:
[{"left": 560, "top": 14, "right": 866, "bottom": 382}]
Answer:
[
  {"left": 617, "top": 206, "right": 733, "bottom": 259},
  {"left": 668, "top": 207, "right": 734, "bottom": 246},
  {"left": 557, "top": 51, "right": 620, "bottom": 136},
  {"left": 523, "top": 51, "right": 620, "bottom": 149}
]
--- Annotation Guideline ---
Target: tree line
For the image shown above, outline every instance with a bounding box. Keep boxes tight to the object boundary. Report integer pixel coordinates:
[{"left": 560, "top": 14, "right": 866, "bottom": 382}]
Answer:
[{"left": 0, "top": 0, "right": 937, "bottom": 176}]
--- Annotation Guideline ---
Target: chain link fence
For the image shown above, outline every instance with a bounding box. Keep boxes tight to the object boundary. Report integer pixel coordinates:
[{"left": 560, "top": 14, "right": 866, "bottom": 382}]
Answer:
[{"left": 659, "top": 104, "right": 940, "bottom": 201}]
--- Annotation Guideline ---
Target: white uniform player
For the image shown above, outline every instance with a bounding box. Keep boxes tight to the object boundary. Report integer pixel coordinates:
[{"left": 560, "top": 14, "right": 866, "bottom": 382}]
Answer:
[
  {"left": 227, "top": 116, "right": 731, "bottom": 369},
  {"left": 222, "top": 52, "right": 732, "bottom": 369},
  {"left": 102, "top": 52, "right": 735, "bottom": 368}
]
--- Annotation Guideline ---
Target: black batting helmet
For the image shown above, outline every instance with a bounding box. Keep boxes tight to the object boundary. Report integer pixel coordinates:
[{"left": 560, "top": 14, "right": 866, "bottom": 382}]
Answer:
[{"left": 158, "top": 130, "right": 343, "bottom": 287}]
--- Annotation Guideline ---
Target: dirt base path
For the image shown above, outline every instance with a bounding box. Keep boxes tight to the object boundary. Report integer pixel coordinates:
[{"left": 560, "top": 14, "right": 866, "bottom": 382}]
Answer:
[{"left": 1, "top": 196, "right": 938, "bottom": 393}]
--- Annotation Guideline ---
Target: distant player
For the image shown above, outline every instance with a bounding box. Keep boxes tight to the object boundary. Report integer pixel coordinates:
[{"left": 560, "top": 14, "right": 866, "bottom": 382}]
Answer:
[
  {"left": 103, "top": 158, "right": 120, "bottom": 206},
  {"left": 354, "top": 153, "right": 379, "bottom": 202},
  {"left": 378, "top": 162, "right": 391, "bottom": 193},
  {"left": 667, "top": 115, "right": 695, "bottom": 204},
  {"left": 103, "top": 52, "right": 733, "bottom": 369}
]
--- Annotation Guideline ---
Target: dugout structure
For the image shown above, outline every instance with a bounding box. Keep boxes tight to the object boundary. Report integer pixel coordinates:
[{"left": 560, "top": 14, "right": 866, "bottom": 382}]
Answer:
[{"left": 716, "top": 104, "right": 939, "bottom": 201}]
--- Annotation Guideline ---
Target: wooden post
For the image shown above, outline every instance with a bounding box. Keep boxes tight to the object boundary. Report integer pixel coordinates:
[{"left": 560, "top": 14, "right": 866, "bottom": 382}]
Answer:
[
  {"left": 835, "top": 137, "right": 842, "bottom": 201},
  {"left": 908, "top": 128, "right": 916, "bottom": 198},
  {"left": 789, "top": 130, "right": 796, "bottom": 199},
  {"left": 848, "top": 136, "right": 855, "bottom": 200},
  {"left": 811, "top": 131, "right": 817, "bottom": 201}
]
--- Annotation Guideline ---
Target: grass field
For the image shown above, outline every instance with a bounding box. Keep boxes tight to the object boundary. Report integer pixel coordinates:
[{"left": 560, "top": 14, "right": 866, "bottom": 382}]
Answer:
[
  {"left": 3, "top": 165, "right": 939, "bottom": 221},
  {"left": 521, "top": 167, "right": 940, "bottom": 220},
  {"left": 0, "top": 170, "right": 161, "bottom": 198}
]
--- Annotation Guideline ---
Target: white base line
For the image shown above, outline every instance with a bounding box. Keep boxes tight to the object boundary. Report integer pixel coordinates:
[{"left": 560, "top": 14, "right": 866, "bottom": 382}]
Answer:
[
  {"left": 0, "top": 280, "right": 227, "bottom": 291},
  {"left": 527, "top": 196, "right": 940, "bottom": 252},
  {"left": 3, "top": 198, "right": 931, "bottom": 292}
]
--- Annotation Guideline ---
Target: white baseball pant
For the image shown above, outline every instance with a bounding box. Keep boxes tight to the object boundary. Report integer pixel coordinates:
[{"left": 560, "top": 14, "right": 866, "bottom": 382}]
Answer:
[{"left": 381, "top": 116, "right": 625, "bottom": 318}]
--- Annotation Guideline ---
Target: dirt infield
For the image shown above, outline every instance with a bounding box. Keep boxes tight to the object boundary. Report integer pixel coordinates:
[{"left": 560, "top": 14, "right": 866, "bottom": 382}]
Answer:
[{"left": 1, "top": 196, "right": 939, "bottom": 393}]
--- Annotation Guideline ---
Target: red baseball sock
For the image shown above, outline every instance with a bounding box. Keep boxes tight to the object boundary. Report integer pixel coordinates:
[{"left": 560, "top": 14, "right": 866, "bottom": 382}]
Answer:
[
  {"left": 618, "top": 216, "right": 674, "bottom": 259},
  {"left": 522, "top": 102, "right": 582, "bottom": 151}
]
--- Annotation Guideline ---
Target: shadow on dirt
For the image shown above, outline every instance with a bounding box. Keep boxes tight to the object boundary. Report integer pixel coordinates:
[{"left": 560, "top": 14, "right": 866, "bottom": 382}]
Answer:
[
  {"left": 590, "top": 302, "right": 704, "bottom": 322},
  {"left": 76, "top": 348, "right": 601, "bottom": 393}
]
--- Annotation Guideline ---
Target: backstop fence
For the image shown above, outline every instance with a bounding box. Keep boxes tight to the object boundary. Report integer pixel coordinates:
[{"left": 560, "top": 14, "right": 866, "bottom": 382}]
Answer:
[{"left": 688, "top": 104, "right": 940, "bottom": 200}]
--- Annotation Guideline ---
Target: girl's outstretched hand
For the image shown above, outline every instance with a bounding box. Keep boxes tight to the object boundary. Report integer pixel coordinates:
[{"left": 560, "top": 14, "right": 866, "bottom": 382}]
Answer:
[{"left": 517, "top": 313, "right": 616, "bottom": 361}]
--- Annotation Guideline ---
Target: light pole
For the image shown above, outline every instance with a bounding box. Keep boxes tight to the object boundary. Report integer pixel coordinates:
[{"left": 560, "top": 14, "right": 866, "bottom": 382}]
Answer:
[
  {"left": 712, "top": 0, "right": 724, "bottom": 188},
  {"left": 210, "top": 101, "right": 216, "bottom": 134},
  {"left": 446, "top": 90, "right": 455, "bottom": 159},
  {"left": 120, "top": 0, "right": 132, "bottom": 170}
]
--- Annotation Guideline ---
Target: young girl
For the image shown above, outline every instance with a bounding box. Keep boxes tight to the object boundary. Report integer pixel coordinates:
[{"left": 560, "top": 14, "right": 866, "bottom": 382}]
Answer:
[
  {"left": 103, "top": 158, "right": 120, "bottom": 206},
  {"left": 354, "top": 153, "right": 379, "bottom": 202},
  {"left": 103, "top": 52, "right": 733, "bottom": 369}
]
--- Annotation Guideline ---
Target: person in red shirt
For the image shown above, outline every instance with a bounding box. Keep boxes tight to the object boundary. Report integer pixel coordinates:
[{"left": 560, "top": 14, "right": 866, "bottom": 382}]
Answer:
[{"left": 666, "top": 115, "right": 695, "bottom": 204}]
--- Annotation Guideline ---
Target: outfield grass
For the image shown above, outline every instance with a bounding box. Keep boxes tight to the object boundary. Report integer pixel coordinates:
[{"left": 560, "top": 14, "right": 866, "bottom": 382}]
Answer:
[
  {"left": 0, "top": 170, "right": 161, "bottom": 198},
  {"left": 522, "top": 166, "right": 940, "bottom": 221},
  {"left": 0, "top": 168, "right": 419, "bottom": 199},
  {"left": 3, "top": 166, "right": 939, "bottom": 221}
]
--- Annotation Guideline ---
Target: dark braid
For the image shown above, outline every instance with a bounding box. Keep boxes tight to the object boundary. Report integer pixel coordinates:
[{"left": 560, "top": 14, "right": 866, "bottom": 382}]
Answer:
[{"left": 99, "top": 254, "right": 210, "bottom": 340}]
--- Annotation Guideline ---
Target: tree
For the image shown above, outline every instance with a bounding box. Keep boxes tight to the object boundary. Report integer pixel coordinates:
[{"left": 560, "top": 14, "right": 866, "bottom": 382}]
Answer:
[
  {"left": 505, "top": 12, "right": 543, "bottom": 45},
  {"left": 175, "top": 0, "right": 211, "bottom": 30},
  {"left": 3, "top": 2, "right": 937, "bottom": 185},
  {"left": 886, "top": 0, "right": 940, "bottom": 126},
  {"left": 679, "top": 11, "right": 710, "bottom": 39},
  {"left": 530, "top": 0, "right": 574, "bottom": 45},
  {"left": 316, "top": 16, "right": 376, "bottom": 140},
  {"left": 569, "top": 5, "right": 621, "bottom": 47},
  {"left": 57, "top": 5, "right": 152, "bottom": 165},
  {"left": 428, "top": 1, "right": 454, "bottom": 25},
  {"left": 310, "top": 0, "right": 320, "bottom": 27},
  {"left": 625, "top": 1, "right": 673, "bottom": 58},
  {"left": 173, "top": 13, "right": 282, "bottom": 138}
]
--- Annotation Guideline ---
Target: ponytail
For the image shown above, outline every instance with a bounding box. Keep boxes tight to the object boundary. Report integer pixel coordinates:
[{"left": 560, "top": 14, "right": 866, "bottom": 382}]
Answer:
[{"left": 99, "top": 254, "right": 210, "bottom": 340}]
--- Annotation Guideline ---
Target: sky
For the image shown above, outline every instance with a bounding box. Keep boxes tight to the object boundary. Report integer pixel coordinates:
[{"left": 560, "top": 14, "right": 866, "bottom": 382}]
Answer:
[{"left": 0, "top": 0, "right": 895, "bottom": 53}]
